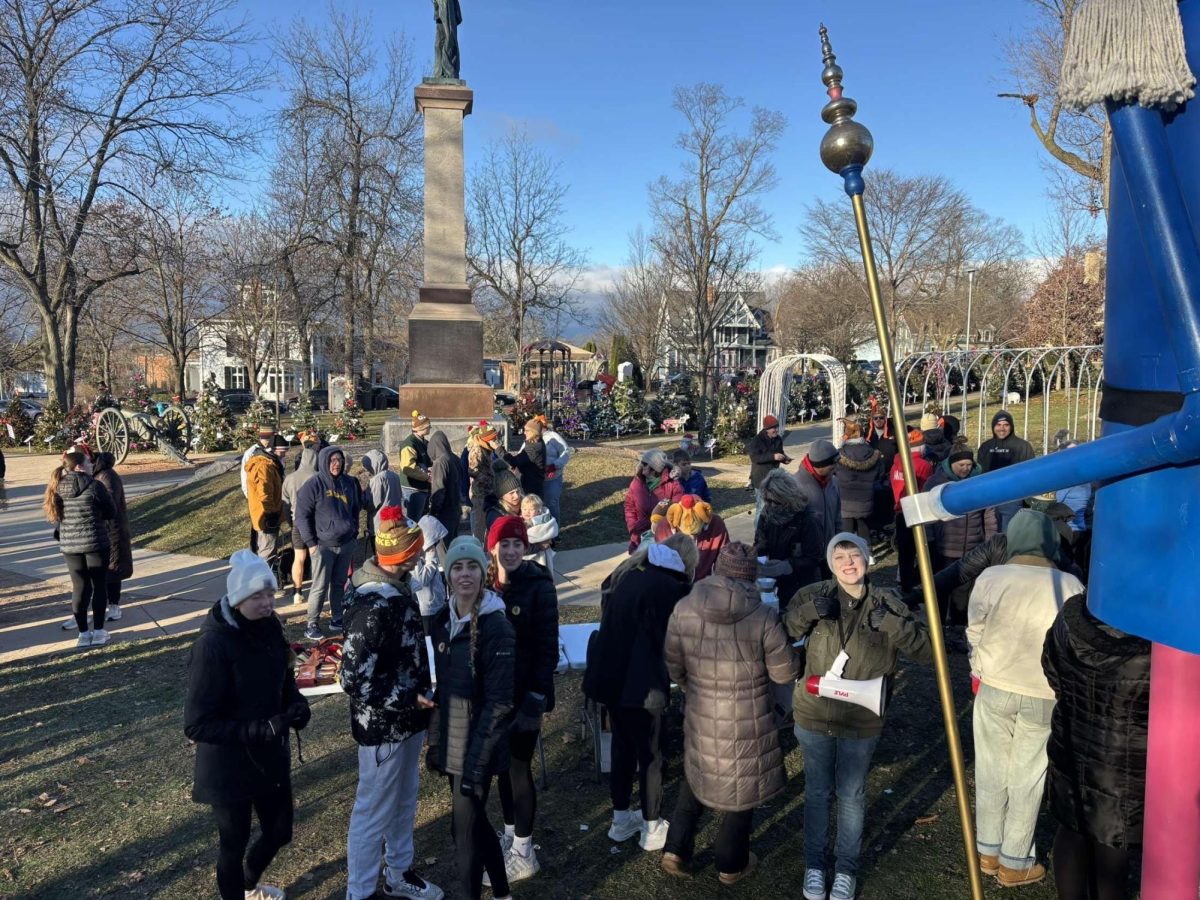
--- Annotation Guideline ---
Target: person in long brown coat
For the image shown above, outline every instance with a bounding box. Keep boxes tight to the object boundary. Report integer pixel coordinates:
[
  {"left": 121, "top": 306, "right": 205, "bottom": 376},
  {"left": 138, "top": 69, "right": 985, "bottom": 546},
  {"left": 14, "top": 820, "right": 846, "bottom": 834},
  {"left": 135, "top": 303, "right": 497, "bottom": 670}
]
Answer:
[
  {"left": 92, "top": 452, "right": 133, "bottom": 620},
  {"left": 661, "top": 542, "right": 799, "bottom": 886}
]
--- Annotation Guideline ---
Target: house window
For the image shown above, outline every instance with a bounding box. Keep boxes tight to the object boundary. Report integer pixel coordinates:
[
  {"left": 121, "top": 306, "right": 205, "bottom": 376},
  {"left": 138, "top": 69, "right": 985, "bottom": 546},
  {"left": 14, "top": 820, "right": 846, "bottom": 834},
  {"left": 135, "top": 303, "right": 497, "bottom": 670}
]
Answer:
[
  {"left": 223, "top": 366, "right": 248, "bottom": 390},
  {"left": 267, "top": 370, "right": 297, "bottom": 395}
]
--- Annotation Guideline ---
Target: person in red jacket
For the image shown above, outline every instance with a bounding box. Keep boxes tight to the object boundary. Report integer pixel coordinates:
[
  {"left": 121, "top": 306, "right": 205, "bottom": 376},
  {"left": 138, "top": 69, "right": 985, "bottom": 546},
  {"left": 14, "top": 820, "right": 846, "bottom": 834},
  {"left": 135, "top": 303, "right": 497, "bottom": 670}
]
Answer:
[
  {"left": 891, "top": 428, "right": 933, "bottom": 593},
  {"left": 623, "top": 450, "right": 683, "bottom": 553}
]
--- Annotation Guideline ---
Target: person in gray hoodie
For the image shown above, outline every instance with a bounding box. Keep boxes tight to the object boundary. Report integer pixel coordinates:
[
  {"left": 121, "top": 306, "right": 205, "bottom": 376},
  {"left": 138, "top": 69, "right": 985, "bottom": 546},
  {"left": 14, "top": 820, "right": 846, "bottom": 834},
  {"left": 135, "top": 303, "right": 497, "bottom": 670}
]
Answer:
[
  {"left": 427, "top": 431, "right": 463, "bottom": 548},
  {"left": 281, "top": 444, "right": 319, "bottom": 606},
  {"left": 295, "top": 446, "right": 362, "bottom": 638},
  {"left": 361, "top": 449, "right": 403, "bottom": 555}
]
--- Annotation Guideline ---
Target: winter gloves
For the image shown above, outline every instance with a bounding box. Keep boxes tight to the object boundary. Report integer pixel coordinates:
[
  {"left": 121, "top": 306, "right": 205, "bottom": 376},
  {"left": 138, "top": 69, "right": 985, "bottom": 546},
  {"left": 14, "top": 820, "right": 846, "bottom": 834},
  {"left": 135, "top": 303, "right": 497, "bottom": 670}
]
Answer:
[{"left": 241, "top": 699, "right": 311, "bottom": 744}]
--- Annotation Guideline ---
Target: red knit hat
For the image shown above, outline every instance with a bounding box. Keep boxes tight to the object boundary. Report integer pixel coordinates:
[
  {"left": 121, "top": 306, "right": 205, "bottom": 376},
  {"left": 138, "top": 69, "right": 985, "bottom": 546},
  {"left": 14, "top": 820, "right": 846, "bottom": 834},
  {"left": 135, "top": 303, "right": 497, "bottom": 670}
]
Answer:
[
  {"left": 487, "top": 515, "right": 529, "bottom": 551},
  {"left": 763, "top": 415, "right": 779, "bottom": 428}
]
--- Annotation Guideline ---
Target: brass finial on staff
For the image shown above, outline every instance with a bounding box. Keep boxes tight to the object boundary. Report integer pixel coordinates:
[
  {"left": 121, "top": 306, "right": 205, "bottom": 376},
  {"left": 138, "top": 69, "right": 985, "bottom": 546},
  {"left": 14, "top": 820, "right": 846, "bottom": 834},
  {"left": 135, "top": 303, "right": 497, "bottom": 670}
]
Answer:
[{"left": 815, "top": 25, "right": 986, "bottom": 900}]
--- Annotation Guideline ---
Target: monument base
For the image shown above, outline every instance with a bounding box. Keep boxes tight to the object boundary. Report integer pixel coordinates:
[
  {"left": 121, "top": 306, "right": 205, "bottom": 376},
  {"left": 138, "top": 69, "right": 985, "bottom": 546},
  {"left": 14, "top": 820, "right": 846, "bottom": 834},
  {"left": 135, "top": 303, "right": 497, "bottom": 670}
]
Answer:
[
  {"left": 398, "top": 383, "right": 494, "bottom": 420},
  {"left": 407, "top": 302, "right": 485, "bottom": 384},
  {"left": 383, "top": 411, "right": 508, "bottom": 457}
]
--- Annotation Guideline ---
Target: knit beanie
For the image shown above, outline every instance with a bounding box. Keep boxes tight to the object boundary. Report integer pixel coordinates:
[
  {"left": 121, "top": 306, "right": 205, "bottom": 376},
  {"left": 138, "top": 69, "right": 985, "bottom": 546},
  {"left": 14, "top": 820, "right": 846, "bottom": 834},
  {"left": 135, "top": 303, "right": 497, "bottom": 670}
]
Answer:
[
  {"left": 947, "top": 437, "right": 975, "bottom": 465},
  {"left": 666, "top": 494, "right": 713, "bottom": 536},
  {"left": 807, "top": 438, "right": 839, "bottom": 468},
  {"left": 825, "top": 531, "right": 871, "bottom": 572},
  {"left": 487, "top": 514, "right": 529, "bottom": 551},
  {"left": 375, "top": 507, "right": 423, "bottom": 566},
  {"left": 640, "top": 448, "right": 669, "bottom": 473},
  {"left": 474, "top": 419, "right": 499, "bottom": 445},
  {"left": 256, "top": 423, "right": 276, "bottom": 440},
  {"left": 907, "top": 427, "right": 924, "bottom": 446},
  {"left": 714, "top": 542, "right": 759, "bottom": 582},
  {"left": 445, "top": 535, "right": 488, "bottom": 572},
  {"left": 762, "top": 414, "right": 779, "bottom": 428},
  {"left": 226, "top": 548, "right": 278, "bottom": 607},
  {"left": 919, "top": 412, "right": 939, "bottom": 432},
  {"left": 410, "top": 409, "right": 431, "bottom": 436},
  {"left": 494, "top": 469, "right": 522, "bottom": 499}
]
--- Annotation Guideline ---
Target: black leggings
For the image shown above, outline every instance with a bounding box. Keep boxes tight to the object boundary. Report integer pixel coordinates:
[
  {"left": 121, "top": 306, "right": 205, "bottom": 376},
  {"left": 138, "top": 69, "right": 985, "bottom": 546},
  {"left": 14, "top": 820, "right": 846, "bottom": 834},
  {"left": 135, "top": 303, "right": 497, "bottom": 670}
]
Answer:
[
  {"left": 895, "top": 510, "right": 918, "bottom": 592},
  {"left": 498, "top": 729, "right": 539, "bottom": 838},
  {"left": 210, "top": 785, "right": 293, "bottom": 900},
  {"left": 107, "top": 573, "right": 122, "bottom": 607},
  {"left": 609, "top": 708, "right": 664, "bottom": 820},
  {"left": 664, "top": 777, "right": 754, "bottom": 874},
  {"left": 449, "top": 774, "right": 509, "bottom": 900},
  {"left": 1053, "top": 825, "right": 1132, "bottom": 900},
  {"left": 841, "top": 516, "right": 872, "bottom": 544},
  {"left": 63, "top": 552, "right": 107, "bottom": 632}
]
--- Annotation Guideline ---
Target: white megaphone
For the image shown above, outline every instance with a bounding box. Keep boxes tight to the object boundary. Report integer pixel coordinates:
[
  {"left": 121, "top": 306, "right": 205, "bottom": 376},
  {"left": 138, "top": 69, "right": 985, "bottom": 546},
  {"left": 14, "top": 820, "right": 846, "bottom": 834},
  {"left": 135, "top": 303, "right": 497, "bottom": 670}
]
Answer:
[{"left": 805, "top": 650, "right": 887, "bottom": 717}]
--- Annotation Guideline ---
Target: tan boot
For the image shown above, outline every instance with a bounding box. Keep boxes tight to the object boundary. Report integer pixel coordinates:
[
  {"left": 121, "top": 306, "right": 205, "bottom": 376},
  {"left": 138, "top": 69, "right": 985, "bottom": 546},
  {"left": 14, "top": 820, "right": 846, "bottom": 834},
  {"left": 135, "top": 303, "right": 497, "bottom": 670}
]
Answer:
[
  {"left": 997, "top": 862, "right": 1046, "bottom": 887},
  {"left": 661, "top": 852, "right": 690, "bottom": 878},
  {"left": 718, "top": 852, "right": 758, "bottom": 886},
  {"left": 979, "top": 853, "right": 1000, "bottom": 876}
]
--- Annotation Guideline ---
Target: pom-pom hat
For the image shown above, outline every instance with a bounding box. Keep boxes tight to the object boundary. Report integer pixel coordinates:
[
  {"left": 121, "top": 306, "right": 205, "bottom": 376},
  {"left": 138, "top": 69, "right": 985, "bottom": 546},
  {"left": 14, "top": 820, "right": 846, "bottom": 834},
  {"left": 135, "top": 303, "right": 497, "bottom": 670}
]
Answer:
[
  {"left": 375, "top": 506, "right": 423, "bottom": 566},
  {"left": 487, "top": 515, "right": 529, "bottom": 551}
]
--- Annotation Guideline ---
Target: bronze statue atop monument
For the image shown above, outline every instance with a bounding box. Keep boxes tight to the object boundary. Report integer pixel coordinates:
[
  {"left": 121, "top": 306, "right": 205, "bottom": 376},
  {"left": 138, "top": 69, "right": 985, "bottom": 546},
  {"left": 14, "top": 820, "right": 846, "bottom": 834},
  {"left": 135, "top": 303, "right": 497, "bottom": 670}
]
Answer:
[{"left": 433, "top": 0, "right": 462, "bottom": 81}]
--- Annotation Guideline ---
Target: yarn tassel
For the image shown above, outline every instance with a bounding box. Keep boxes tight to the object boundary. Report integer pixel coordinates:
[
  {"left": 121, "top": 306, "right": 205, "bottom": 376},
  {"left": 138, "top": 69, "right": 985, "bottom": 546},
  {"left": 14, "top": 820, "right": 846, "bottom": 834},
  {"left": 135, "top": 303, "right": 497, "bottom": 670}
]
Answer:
[{"left": 1060, "top": 0, "right": 1195, "bottom": 110}]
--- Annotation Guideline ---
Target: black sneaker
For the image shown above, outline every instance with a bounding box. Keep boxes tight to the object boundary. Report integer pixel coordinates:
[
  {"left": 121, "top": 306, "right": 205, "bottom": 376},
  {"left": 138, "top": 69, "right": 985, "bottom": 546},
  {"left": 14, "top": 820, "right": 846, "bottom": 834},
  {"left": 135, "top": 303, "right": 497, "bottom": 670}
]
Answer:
[
  {"left": 384, "top": 870, "right": 444, "bottom": 899},
  {"left": 330, "top": 617, "right": 344, "bottom": 632},
  {"left": 303, "top": 623, "right": 322, "bottom": 640}
]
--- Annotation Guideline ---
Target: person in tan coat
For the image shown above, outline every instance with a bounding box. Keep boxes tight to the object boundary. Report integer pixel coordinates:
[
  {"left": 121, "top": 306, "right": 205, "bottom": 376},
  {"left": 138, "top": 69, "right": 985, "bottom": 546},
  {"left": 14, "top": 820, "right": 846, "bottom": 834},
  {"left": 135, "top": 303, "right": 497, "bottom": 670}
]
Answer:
[
  {"left": 661, "top": 542, "right": 799, "bottom": 886},
  {"left": 245, "top": 443, "right": 283, "bottom": 563}
]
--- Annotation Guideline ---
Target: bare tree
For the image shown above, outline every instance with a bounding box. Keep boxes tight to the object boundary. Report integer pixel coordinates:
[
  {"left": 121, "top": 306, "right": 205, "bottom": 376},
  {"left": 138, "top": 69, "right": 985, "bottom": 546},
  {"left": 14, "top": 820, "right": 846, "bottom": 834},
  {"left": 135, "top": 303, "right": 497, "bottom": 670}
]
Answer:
[
  {"left": 468, "top": 126, "right": 585, "bottom": 381},
  {"left": 649, "top": 83, "right": 785, "bottom": 425},
  {"left": 773, "top": 265, "right": 877, "bottom": 366},
  {"left": 800, "top": 168, "right": 1026, "bottom": 350},
  {"left": 999, "top": 0, "right": 1108, "bottom": 215},
  {"left": 0, "top": 0, "right": 262, "bottom": 409},
  {"left": 595, "top": 228, "right": 672, "bottom": 378},
  {"left": 215, "top": 214, "right": 278, "bottom": 399},
  {"left": 276, "top": 8, "right": 423, "bottom": 387}
]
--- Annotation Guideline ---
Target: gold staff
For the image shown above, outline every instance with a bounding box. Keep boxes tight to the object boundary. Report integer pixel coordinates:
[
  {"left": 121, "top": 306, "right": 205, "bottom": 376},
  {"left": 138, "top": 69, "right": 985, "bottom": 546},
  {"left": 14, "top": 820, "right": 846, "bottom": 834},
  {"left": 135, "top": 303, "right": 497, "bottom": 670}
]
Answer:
[{"left": 816, "top": 24, "right": 985, "bottom": 900}]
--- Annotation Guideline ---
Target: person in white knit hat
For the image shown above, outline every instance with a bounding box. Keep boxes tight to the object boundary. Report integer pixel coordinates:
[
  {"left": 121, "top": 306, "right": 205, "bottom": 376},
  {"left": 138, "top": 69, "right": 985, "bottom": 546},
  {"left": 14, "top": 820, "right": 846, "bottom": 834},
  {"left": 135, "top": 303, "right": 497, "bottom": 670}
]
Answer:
[{"left": 184, "top": 550, "right": 310, "bottom": 900}]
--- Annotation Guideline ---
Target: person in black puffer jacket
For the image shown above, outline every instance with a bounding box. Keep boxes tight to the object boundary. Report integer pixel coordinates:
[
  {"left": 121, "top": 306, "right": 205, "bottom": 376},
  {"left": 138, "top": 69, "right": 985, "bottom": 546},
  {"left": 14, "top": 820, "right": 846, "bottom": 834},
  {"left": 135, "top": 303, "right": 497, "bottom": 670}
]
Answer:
[
  {"left": 486, "top": 515, "right": 558, "bottom": 884},
  {"left": 427, "top": 536, "right": 516, "bottom": 900},
  {"left": 44, "top": 451, "right": 115, "bottom": 645},
  {"left": 339, "top": 514, "right": 443, "bottom": 900},
  {"left": 184, "top": 550, "right": 310, "bottom": 900},
  {"left": 835, "top": 420, "right": 883, "bottom": 543},
  {"left": 585, "top": 533, "right": 698, "bottom": 851},
  {"left": 92, "top": 452, "right": 133, "bottom": 621},
  {"left": 753, "top": 468, "right": 823, "bottom": 604},
  {"left": 1042, "top": 595, "right": 1150, "bottom": 900}
]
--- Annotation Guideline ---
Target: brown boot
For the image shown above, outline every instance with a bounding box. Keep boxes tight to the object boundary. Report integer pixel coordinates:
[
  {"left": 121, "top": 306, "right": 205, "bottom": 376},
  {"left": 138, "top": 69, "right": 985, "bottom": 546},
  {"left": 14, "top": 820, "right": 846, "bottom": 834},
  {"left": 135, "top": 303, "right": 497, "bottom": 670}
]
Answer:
[
  {"left": 997, "top": 862, "right": 1046, "bottom": 887},
  {"left": 662, "top": 852, "right": 690, "bottom": 878},
  {"left": 979, "top": 854, "right": 1000, "bottom": 876},
  {"left": 718, "top": 852, "right": 758, "bottom": 886}
]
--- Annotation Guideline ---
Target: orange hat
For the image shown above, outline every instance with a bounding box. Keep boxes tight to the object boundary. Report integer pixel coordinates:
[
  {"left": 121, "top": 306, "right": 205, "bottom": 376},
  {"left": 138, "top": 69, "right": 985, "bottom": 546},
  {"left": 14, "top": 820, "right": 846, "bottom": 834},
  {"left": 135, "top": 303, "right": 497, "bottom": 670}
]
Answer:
[
  {"left": 410, "top": 410, "right": 431, "bottom": 435},
  {"left": 908, "top": 427, "right": 924, "bottom": 446},
  {"left": 375, "top": 507, "right": 423, "bottom": 566}
]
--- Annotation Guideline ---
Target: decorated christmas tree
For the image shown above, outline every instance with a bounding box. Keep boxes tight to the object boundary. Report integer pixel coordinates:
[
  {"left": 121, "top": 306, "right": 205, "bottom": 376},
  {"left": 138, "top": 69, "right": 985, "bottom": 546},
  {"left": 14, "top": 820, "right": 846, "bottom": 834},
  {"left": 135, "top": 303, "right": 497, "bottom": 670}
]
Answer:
[
  {"left": 193, "top": 385, "right": 233, "bottom": 452},
  {"left": 507, "top": 391, "right": 541, "bottom": 432},
  {"left": 126, "top": 372, "right": 153, "bottom": 413},
  {"left": 611, "top": 379, "right": 648, "bottom": 433},
  {"left": 1, "top": 396, "right": 35, "bottom": 448},
  {"left": 34, "top": 399, "right": 70, "bottom": 451},
  {"left": 331, "top": 396, "right": 366, "bottom": 441},
  {"left": 235, "top": 397, "right": 277, "bottom": 448},
  {"left": 713, "top": 381, "right": 755, "bottom": 455},
  {"left": 585, "top": 388, "right": 619, "bottom": 437},
  {"left": 556, "top": 380, "right": 586, "bottom": 439},
  {"left": 288, "top": 388, "right": 322, "bottom": 439}
]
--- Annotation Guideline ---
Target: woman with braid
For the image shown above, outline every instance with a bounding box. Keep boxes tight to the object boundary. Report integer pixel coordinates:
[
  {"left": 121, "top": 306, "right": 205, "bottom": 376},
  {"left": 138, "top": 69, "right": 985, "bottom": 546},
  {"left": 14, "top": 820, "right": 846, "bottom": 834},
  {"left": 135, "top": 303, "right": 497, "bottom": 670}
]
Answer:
[
  {"left": 485, "top": 516, "right": 559, "bottom": 886},
  {"left": 426, "top": 536, "right": 515, "bottom": 900}
]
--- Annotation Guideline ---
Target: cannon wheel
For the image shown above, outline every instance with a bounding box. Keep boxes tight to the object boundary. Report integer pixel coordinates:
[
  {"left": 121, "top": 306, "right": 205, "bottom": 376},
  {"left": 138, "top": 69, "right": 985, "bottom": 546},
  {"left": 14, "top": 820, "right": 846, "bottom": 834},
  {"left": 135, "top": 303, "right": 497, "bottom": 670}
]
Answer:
[
  {"left": 95, "top": 408, "right": 130, "bottom": 464},
  {"left": 159, "top": 404, "right": 192, "bottom": 455}
]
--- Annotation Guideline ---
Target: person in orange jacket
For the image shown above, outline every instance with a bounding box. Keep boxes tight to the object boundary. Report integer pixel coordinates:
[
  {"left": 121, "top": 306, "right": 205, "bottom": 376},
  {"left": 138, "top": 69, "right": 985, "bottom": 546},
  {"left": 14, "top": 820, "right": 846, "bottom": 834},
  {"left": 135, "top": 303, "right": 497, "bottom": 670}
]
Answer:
[{"left": 245, "top": 440, "right": 284, "bottom": 563}]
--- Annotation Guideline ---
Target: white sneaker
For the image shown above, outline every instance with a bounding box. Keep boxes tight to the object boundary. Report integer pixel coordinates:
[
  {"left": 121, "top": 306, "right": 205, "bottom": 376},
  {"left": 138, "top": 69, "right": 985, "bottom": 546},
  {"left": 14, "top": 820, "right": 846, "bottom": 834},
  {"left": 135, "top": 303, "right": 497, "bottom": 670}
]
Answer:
[
  {"left": 831, "top": 872, "right": 856, "bottom": 900},
  {"left": 90, "top": 629, "right": 110, "bottom": 646},
  {"left": 803, "top": 867, "right": 826, "bottom": 900},
  {"left": 245, "top": 886, "right": 286, "bottom": 900},
  {"left": 76, "top": 632, "right": 93, "bottom": 648},
  {"left": 639, "top": 818, "right": 669, "bottom": 851},
  {"left": 484, "top": 845, "right": 540, "bottom": 887},
  {"left": 106, "top": 606, "right": 122, "bottom": 621},
  {"left": 607, "top": 808, "right": 641, "bottom": 843},
  {"left": 62, "top": 618, "right": 78, "bottom": 631},
  {"left": 497, "top": 829, "right": 514, "bottom": 855},
  {"left": 383, "top": 869, "right": 444, "bottom": 898}
]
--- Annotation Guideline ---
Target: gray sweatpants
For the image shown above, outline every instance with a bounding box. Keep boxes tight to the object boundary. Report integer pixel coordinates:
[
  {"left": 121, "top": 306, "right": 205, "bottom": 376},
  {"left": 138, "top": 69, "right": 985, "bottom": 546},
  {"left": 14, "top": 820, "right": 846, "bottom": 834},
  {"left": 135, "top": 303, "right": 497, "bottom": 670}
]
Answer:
[{"left": 307, "top": 542, "right": 356, "bottom": 627}]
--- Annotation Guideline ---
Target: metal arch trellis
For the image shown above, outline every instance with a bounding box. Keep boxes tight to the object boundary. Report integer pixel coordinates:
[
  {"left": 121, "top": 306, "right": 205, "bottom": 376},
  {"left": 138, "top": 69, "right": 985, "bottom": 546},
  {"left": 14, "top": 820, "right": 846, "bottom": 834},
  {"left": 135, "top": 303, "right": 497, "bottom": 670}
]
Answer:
[
  {"left": 757, "top": 354, "right": 847, "bottom": 447},
  {"left": 894, "top": 346, "right": 1104, "bottom": 454}
]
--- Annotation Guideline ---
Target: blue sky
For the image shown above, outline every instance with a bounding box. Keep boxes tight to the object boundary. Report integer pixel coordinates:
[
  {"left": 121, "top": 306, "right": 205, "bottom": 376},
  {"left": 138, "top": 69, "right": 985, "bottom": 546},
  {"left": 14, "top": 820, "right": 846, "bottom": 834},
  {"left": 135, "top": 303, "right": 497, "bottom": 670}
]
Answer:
[{"left": 240, "top": 0, "right": 1053, "bottom": 276}]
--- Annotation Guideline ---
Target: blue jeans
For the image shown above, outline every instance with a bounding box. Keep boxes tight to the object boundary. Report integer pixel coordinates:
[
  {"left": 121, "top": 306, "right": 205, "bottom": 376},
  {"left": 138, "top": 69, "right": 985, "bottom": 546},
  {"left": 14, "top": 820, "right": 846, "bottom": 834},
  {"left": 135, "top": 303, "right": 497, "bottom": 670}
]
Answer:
[
  {"left": 794, "top": 726, "right": 881, "bottom": 876},
  {"left": 542, "top": 474, "right": 563, "bottom": 524}
]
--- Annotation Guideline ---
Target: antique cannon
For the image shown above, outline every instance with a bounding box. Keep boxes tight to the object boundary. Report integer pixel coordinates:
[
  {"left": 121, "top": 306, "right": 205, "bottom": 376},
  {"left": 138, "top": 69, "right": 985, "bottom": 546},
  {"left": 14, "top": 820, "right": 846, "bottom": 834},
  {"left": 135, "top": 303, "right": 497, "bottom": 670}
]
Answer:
[{"left": 93, "top": 402, "right": 194, "bottom": 466}]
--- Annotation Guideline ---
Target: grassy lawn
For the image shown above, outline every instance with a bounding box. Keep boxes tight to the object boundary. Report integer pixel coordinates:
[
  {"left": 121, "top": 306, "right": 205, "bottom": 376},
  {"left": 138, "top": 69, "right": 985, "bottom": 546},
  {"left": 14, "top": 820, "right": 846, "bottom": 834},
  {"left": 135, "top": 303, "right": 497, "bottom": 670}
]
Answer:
[
  {"left": 940, "top": 393, "right": 1098, "bottom": 455},
  {"left": 0, "top": 554, "right": 1066, "bottom": 899},
  {"left": 127, "top": 448, "right": 756, "bottom": 559}
]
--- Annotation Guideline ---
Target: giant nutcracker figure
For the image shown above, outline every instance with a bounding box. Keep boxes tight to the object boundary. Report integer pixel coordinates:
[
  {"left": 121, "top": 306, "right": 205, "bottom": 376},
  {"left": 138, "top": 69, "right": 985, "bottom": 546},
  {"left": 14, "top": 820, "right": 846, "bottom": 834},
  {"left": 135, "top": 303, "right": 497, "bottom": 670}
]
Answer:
[{"left": 818, "top": 2, "right": 1200, "bottom": 897}]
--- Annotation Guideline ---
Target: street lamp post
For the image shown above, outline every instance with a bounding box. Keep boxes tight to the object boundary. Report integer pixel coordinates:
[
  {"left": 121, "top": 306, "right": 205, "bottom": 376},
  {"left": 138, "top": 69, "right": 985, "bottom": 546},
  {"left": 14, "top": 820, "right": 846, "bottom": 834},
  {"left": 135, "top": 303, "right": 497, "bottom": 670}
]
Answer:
[{"left": 964, "top": 268, "right": 977, "bottom": 355}]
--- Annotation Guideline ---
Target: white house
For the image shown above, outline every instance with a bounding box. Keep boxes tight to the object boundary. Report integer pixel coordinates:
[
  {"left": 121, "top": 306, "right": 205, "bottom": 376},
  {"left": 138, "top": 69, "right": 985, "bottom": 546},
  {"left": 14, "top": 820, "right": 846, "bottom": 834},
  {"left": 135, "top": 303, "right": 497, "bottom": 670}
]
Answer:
[
  {"left": 655, "top": 289, "right": 779, "bottom": 379},
  {"left": 189, "top": 318, "right": 332, "bottom": 401}
]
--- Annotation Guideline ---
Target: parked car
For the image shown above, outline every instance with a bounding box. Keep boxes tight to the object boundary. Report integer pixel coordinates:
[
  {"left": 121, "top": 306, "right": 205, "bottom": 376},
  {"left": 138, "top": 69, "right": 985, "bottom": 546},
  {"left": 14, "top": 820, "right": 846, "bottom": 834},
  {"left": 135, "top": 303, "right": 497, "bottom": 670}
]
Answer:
[
  {"left": 0, "top": 396, "right": 44, "bottom": 424},
  {"left": 493, "top": 390, "right": 517, "bottom": 414},
  {"left": 218, "top": 388, "right": 255, "bottom": 413},
  {"left": 358, "top": 385, "right": 400, "bottom": 410}
]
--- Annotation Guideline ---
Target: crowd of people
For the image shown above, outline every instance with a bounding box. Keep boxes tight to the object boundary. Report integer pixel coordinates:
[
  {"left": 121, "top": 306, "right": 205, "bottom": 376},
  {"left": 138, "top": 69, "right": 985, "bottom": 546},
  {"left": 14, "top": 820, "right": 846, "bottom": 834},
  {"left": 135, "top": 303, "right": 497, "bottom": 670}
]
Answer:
[{"left": 35, "top": 401, "right": 1147, "bottom": 899}]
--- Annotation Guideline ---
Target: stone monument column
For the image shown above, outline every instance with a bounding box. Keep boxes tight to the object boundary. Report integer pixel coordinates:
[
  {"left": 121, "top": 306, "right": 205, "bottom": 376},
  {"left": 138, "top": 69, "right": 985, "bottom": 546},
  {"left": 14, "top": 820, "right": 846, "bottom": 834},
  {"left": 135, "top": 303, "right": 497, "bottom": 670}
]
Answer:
[{"left": 397, "top": 80, "right": 493, "bottom": 420}]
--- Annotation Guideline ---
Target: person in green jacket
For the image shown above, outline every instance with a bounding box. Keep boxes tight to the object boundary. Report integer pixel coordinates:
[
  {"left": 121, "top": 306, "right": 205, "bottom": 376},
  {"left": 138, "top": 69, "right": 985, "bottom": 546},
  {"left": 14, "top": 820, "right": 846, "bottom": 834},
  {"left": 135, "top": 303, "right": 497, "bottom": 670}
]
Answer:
[{"left": 784, "top": 532, "right": 933, "bottom": 900}]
